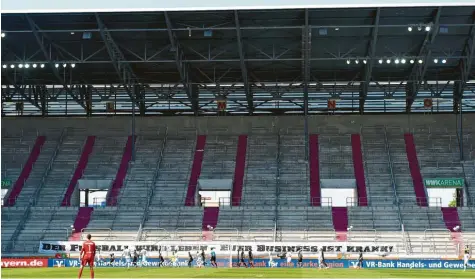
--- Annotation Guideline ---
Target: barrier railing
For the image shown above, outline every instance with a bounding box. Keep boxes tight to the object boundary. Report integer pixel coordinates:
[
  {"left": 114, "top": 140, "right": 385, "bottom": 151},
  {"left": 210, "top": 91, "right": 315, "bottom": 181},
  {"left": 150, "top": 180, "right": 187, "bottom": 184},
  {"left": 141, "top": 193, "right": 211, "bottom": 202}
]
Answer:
[
  {"left": 175, "top": 228, "right": 202, "bottom": 241},
  {"left": 348, "top": 229, "right": 378, "bottom": 241},
  {"left": 212, "top": 228, "right": 240, "bottom": 240},
  {"left": 141, "top": 228, "right": 172, "bottom": 242},
  {"left": 40, "top": 228, "right": 70, "bottom": 240},
  {"left": 311, "top": 197, "right": 333, "bottom": 207},
  {"left": 304, "top": 229, "right": 336, "bottom": 240},
  {"left": 247, "top": 228, "right": 275, "bottom": 241},
  {"left": 347, "top": 196, "right": 397, "bottom": 207},
  {"left": 80, "top": 228, "right": 113, "bottom": 240}
]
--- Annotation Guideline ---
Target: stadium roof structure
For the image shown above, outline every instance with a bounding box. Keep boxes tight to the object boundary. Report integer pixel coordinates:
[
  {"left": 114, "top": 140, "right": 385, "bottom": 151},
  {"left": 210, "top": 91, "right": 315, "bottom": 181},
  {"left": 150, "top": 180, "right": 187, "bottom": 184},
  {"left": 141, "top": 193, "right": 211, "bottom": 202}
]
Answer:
[{"left": 1, "top": 7, "right": 475, "bottom": 116}]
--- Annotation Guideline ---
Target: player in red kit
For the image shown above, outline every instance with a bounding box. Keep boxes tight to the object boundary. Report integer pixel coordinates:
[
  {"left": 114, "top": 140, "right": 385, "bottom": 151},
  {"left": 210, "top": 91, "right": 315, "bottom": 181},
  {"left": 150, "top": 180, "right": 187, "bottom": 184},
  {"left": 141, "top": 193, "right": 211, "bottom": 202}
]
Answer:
[{"left": 78, "top": 234, "right": 96, "bottom": 279}]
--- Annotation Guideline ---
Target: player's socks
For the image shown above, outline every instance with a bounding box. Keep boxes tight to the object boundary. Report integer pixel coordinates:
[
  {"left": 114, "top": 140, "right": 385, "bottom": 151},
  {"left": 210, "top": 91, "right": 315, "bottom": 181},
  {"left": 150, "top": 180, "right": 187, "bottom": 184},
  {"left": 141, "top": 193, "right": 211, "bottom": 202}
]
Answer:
[{"left": 90, "top": 269, "right": 94, "bottom": 279}]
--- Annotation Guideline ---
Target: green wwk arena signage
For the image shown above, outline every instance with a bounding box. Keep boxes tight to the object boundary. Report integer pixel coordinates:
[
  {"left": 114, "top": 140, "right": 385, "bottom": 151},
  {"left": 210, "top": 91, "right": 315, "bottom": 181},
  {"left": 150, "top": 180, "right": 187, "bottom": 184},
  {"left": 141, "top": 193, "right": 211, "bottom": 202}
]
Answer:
[{"left": 424, "top": 178, "right": 464, "bottom": 188}]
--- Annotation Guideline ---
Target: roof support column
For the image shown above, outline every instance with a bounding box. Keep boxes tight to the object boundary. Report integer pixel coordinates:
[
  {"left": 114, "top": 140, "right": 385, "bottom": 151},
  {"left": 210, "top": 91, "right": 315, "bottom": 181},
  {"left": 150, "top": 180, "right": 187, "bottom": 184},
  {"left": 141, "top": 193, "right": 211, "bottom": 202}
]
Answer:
[
  {"left": 234, "top": 11, "right": 253, "bottom": 113},
  {"left": 25, "top": 15, "right": 85, "bottom": 109},
  {"left": 406, "top": 7, "right": 442, "bottom": 112},
  {"left": 164, "top": 12, "right": 199, "bottom": 115},
  {"left": 361, "top": 8, "right": 380, "bottom": 114}
]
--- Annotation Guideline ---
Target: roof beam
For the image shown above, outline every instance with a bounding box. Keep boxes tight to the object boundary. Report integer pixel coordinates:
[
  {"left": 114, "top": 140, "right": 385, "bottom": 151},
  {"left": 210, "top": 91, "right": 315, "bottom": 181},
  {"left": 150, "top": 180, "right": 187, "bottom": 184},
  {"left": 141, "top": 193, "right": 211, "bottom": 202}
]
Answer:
[
  {"left": 95, "top": 13, "right": 142, "bottom": 107},
  {"left": 234, "top": 11, "right": 253, "bottom": 113},
  {"left": 360, "top": 8, "right": 381, "bottom": 114},
  {"left": 25, "top": 15, "right": 85, "bottom": 109},
  {"left": 164, "top": 12, "right": 198, "bottom": 114},
  {"left": 406, "top": 7, "right": 442, "bottom": 112}
]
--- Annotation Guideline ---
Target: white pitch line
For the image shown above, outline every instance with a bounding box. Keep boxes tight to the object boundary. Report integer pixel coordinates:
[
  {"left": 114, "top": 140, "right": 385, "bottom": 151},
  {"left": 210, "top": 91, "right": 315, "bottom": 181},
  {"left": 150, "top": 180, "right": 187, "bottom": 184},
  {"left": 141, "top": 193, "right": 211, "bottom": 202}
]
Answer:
[{"left": 8, "top": 278, "right": 472, "bottom": 279}]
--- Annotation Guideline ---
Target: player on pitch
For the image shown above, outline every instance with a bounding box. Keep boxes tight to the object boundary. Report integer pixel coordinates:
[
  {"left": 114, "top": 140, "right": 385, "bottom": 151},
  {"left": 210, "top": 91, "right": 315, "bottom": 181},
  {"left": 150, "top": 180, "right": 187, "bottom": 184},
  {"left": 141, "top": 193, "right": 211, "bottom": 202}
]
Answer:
[{"left": 78, "top": 234, "right": 96, "bottom": 279}]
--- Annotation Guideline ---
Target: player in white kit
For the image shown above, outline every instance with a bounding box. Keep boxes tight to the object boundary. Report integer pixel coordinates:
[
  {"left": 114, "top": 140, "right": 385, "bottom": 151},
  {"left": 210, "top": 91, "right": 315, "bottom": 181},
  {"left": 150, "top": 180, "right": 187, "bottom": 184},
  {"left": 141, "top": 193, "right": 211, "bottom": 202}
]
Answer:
[
  {"left": 140, "top": 249, "right": 148, "bottom": 267},
  {"left": 95, "top": 247, "right": 102, "bottom": 263},
  {"left": 464, "top": 252, "right": 471, "bottom": 271},
  {"left": 286, "top": 252, "right": 292, "bottom": 266},
  {"left": 122, "top": 246, "right": 132, "bottom": 269},
  {"left": 268, "top": 252, "right": 276, "bottom": 268},
  {"left": 196, "top": 251, "right": 203, "bottom": 268}
]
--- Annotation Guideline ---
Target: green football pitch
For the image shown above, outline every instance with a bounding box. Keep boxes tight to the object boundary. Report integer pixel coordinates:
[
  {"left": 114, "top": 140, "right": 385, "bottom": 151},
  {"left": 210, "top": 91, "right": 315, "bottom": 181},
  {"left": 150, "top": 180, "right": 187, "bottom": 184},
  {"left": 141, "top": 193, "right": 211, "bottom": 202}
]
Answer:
[{"left": 2, "top": 268, "right": 475, "bottom": 278}]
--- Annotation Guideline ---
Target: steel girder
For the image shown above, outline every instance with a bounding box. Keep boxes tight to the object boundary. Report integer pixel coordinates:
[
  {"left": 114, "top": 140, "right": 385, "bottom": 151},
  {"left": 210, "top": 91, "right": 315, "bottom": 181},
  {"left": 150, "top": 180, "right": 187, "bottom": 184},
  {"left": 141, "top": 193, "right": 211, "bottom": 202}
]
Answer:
[
  {"left": 234, "top": 10, "right": 253, "bottom": 113},
  {"left": 4, "top": 23, "right": 475, "bottom": 34},
  {"left": 360, "top": 8, "right": 381, "bottom": 114},
  {"left": 25, "top": 15, "right": 86, "bottom": 110},
  {"left": 95, "top": 13, "right": 145, "bottom": 113},
  {"left": 164, "top": 11, "right": 198, "bottom": 114},
  {"left": 405, "top": 7, "right": 442, "bottom": 112},
  {"left": 454, "top": 12, "right": 475, "bottom": 113},
  {"left": 302, "top": 9, "right": 311, "bottom": 117},
  {"left": 460, "top": 12, "right": 475, "bottom": 87}
]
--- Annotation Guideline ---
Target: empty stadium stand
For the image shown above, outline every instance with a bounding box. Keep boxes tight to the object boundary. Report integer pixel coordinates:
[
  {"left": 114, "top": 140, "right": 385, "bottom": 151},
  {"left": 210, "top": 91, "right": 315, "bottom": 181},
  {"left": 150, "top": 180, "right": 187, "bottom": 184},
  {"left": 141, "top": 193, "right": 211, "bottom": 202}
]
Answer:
[{"left": 2, "top": 115, "right": 475, "bottom": 256}]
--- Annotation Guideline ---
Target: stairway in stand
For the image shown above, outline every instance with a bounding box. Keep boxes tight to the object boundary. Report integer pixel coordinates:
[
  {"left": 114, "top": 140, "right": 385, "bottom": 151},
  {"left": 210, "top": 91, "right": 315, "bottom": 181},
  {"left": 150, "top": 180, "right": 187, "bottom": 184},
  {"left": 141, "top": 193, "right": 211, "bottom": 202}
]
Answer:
[
  {"left": 441, "top": 207, "right": 463, "bottom": 252},
  {"left": 61, "top": 136, "right": 96, "bottom": 206},
  {"left": 309, "top": 135, "right": 321, "bottom": 206},
  {"left": 185, "top": 135, "right": 207, "bottom": 206},
  {"left": 404, "top": 134, "right": 428, "bottom": 206},
  {"left": 107, "top": 136, "right": 135, "bottom": 206},
  {"left": 351, "top": 134, "right": 368, "bottom": 206},
  {"left": 332, "top": 207, "right": 348, "bottom": 241},
  {"left": 4, "top": 136, "right": 46, "bottom": 206},
  {"left": 69, "top": 207, "right": 94, "bottom": 240},
  {"left": 202, "top": 207, "right": 220, "bottom": 241},
  {"left": 231, "top": 135, "right": 248, "bottom": 206}
]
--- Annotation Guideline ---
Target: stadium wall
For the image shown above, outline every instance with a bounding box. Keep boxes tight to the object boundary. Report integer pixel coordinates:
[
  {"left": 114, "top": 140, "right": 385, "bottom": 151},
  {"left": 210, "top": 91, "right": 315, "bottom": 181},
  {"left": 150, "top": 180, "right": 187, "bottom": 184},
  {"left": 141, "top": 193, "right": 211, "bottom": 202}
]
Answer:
[{"left": 2, "top": 115, "right": 474, "bottom": 135}]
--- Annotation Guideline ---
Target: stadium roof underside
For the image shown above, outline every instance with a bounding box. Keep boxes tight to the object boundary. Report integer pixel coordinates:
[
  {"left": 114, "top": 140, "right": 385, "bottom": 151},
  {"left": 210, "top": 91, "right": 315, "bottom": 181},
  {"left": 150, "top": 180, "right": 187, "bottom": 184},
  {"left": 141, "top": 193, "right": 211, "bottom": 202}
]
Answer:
[{"left": 1, "top": 7, "right": 475, "bottom": 116}]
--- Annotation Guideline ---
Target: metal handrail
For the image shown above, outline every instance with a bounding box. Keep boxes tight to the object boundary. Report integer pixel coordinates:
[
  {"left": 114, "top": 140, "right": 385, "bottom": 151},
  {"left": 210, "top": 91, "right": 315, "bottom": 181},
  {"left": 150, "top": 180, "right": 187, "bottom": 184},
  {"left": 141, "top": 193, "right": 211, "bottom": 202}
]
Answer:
[
  {"left": 7, "top": 206, "right": 31, "bottom": 252},
  {"left": 348, "top": 229, "right": 378, "bottom": 241},
  {"left": 461, "top": 162, "right": 473, "bottom": 206},
  {"left": 275, "top": 131, "right": 281, "bottom": 229},
  {"left": 31, "top": 128, "right": 68, "bottom": 206},
  {"left": 383, "top": 126, "right": 404, "bottom": 231}
]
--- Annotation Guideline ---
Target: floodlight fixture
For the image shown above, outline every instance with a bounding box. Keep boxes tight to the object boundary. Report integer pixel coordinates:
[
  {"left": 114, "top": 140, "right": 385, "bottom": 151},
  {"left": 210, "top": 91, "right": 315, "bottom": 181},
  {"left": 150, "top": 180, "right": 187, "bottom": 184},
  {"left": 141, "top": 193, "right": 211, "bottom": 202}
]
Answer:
[
  {"left": 395, "top": 59, "right": 400, "bottom": 64},
  {"left": 378, "top": 59, "right": 383, "bottom": 64},
  {"left": 25, "top": 64, "right": 30, "bottom": 68},
  {"left": 425, "top": 25, "right": 431, "bottom": 32},
  {"left": 33, "top": 64, "right": 37, "bottom": 68},
  {"left": 55, "top": 63, "right": 59, "bottom": 68},
  {"left": 410, "top": 59, "right": 415, "bottom": 64},
  {"left": 407, "top": 26, "right": 413, "bottom": 32},
  {"left": 10, "top": 64, "right": 14, "bottom": 68},
  {"left": 40, "top": 64, "right": 45, "bottom": 68},
  {"left": 2, "top": 64, "right": 6, "bottom": 69},
  {"left": 363, "top": 60, "right": 367, "bottom": 64},
  {"left": 442, "top": 59, "right": 447, "bottom": 64},
  {"left": 18, "top": 64, "right": 23, "bottom": 68},
  {"left": 418, "top": 59, "right": 423, "bottom": 64},
  {"left": 1, "top": 33, "right": 5, "bottom": 38},
  {"left": 433, "top": 58, "right": 438, "bottom": 63},
  {"left": 355, "top": 60, "right": 359, "bottom": 64},
  {"left": 401, "top": 59, "right": 406, "bottom": 64},
  {"left": 71, "top": 63, "right": 76, "bottom": 68},
  {"left": 346, "top": 60, "right": 350, "bottom": 64},
  {"left": 386, "top": 59, "right": 391, "bottom": 64}
]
